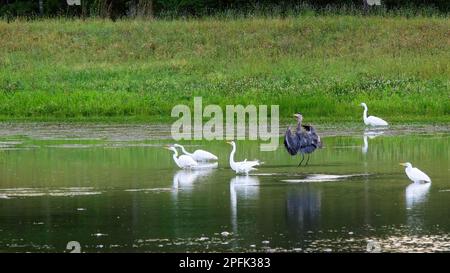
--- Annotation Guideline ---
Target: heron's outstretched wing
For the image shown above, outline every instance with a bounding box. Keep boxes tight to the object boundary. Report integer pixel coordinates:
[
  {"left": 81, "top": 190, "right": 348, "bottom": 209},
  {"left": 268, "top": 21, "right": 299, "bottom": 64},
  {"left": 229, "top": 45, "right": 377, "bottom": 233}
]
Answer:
[
  {"left": 302, "top": 124, "right": 323, "bottom": 149},
  {"left": 284, "top": 127, "right": 300, "bottom": 155}
]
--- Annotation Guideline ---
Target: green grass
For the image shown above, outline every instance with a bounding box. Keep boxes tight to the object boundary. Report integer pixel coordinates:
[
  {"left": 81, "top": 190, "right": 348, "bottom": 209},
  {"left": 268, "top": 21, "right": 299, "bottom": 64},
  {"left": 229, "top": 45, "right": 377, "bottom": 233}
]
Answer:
[{"left": 0, "top": 16, "right": 449, "bottom": 122}]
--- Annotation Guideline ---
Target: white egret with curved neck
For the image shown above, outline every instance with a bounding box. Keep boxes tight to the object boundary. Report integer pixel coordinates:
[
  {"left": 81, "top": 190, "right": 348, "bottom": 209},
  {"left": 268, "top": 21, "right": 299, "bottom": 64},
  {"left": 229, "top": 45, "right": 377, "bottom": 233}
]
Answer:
[
  {"left": 360, "top": 103, "right": 388, "bottom": 126},
  {"left": 165, "top": 145, "right": 198, "bottom": 169},
  {"left": 226, "top": 141, "right": 261, "bottom": 175},
  {"left": 173, "top": 144, "right": 218, "bottom": 162},
  {"left": 400, "top": 162, "right": 431, "bottom": 183}
]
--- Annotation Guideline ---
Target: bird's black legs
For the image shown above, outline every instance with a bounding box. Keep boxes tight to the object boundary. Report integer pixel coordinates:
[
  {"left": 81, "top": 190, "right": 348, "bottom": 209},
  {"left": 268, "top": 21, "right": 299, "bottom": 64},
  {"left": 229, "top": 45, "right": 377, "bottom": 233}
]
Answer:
[
  {"left": 298, "top": 154, "right": 305, "bottom": 167},
  {"left": 298, "top": 154, "right": 311, "bottom": 166},
  {"left": 305, "top": 154, "right": 311, "bottom": 166}
]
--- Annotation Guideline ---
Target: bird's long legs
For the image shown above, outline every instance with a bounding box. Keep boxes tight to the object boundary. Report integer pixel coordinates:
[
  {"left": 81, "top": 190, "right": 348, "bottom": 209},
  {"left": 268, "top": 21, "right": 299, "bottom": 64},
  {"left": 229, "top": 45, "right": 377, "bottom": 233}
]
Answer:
[
  {"left": 305, "top": 154, "right": 311, "bottom": 166},
  {"left": 298, "top": 154, "right": 305, "bottom": 167}
]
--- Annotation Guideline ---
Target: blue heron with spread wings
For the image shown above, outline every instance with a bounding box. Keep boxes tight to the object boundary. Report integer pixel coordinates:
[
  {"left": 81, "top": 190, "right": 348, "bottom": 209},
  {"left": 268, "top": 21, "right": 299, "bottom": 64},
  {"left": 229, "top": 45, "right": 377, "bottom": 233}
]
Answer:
[{"left": 284, "top": 113, "right": 323, "bottom": 166}]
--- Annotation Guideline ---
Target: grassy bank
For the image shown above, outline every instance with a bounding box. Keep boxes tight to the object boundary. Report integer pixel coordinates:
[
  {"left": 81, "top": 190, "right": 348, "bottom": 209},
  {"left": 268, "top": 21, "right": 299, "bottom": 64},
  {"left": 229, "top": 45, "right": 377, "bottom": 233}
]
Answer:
[{"left": 0, "top": 16, "right": 449, "bottom": 122}]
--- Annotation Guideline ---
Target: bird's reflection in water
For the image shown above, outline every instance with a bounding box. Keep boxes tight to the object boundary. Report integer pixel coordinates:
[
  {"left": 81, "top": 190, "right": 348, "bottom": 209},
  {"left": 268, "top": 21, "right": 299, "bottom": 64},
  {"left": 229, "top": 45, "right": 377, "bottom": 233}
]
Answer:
[
  {"left": 171, "top": 163, "right": 217, "bottom": 197},
  {"left": 362, "top": 130, "right": 384, "bottom": 154},
  {"left": 230, "top": 176, "right": 260, "bottom": 234},
  {"left": 406, "top": 182, "right": 431, "bottom": 209},
  {"left": 405, "top": 182, "right": 431, "bottom": 229},
  {"left": 286, "top": 185, "right": 322, "bottom": 233}
]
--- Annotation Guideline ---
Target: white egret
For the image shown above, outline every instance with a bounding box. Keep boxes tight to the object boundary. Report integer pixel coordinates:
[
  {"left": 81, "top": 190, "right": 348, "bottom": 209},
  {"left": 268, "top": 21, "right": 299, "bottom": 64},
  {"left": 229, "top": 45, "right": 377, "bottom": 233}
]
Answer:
[
  {"left": 360, "top": 103, "right": 388, "bottom": 126},
  {"left": 173, "top": 144, "right": 218, "bottom": 162},
  {"left": 400, "top": 162, "right": 431, "bottom": 183},
  {"left": 165, "top": 146, "right": 198, "bottom": 169},
  {"left": 227, "top": 141, "right": 261, "bottom": 175}
]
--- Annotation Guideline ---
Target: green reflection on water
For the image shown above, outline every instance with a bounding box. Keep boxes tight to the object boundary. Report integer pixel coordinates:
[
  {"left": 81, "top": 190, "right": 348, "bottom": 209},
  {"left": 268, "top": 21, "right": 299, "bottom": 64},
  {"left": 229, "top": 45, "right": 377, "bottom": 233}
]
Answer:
[{"left": 0, "top": 132, "right": 449, "bottom": 252}]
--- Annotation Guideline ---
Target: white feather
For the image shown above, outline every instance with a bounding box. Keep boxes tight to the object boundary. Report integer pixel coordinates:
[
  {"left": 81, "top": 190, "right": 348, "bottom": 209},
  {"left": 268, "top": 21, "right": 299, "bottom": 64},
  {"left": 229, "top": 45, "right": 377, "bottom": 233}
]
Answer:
[
  {"left": 365, "top": 115, "right": 389, "bottom": 126},
  {"left": 402, "top": 162, "right": 431, "bottom": 183},
  {"left": 174, "top": 144, "right": 218, "bottom": 162},
  {"left": 177, "top": 155, "right": 198, "bottom": 169},
  {"left": 406, "top": 167, "right": 431, "bottom": 183},
  {"left": 191, "top": 150, "right": 218, "bottom": 161}
]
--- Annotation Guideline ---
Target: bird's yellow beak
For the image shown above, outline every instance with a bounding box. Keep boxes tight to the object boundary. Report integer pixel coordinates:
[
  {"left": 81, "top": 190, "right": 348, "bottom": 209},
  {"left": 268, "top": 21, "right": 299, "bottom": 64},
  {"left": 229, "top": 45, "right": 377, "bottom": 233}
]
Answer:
[
  {"left": 226, "top": 141, "right": 232, "bottom": 145},
  {"left": 399, "top": 163, "right": 406, "bottom": 166},
  {"left": 164, "top": 145, "right": 172, "bottom": 150}
]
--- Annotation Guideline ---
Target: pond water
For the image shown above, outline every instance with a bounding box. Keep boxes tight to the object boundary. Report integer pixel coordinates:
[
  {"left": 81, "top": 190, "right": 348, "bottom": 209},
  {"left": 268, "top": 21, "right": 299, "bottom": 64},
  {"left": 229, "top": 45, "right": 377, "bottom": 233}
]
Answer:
[{"left": 0, "top": 123, "right": 448, "bottom": 253}]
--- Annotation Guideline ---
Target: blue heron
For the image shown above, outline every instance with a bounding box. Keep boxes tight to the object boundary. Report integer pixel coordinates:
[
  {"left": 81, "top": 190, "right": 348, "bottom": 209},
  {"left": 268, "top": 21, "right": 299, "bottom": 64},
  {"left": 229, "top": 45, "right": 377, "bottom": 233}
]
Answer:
[{"left": 284, "top": 113, "right": 322, "bottom": 166}]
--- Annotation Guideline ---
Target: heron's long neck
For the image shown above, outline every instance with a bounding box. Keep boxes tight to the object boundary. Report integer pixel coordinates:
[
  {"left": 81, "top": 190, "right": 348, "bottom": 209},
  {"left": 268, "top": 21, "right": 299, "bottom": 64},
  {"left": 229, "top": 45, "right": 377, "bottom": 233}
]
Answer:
[
  {"left": 229, "top": 144, "right": 236, "bottom": 166},
  {"left": 296, "top": 118, "right": 303, "bottom": 133},
  {"left": 179, "top": 145, "right": 192, "bottom": 156}
]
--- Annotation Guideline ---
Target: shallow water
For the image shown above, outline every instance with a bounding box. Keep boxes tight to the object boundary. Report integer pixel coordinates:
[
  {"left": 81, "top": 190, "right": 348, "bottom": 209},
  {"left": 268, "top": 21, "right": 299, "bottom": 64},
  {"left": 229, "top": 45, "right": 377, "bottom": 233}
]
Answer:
[{"left": 0, "top": 123, "right": 448, "bottom": 253}]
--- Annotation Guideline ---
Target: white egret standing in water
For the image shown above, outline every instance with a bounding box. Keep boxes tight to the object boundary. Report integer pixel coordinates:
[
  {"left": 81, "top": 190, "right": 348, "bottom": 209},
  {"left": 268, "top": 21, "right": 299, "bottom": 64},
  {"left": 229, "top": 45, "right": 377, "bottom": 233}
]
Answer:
[
  {"left": 360, "top": 103, "right": 388, "bottom": 127},
  {"left": 165, "top": 146, "right": 198, "bottom": 169},
  {"left": 173, "top": 144, "right": 218, "bottom": 162},
  {"left": 227, "top": 141, "right": 261, "bottom": 175},
  {"left": 400, "top": 162, "right": 431, "bottom": 183}
]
